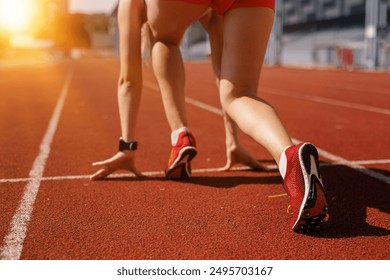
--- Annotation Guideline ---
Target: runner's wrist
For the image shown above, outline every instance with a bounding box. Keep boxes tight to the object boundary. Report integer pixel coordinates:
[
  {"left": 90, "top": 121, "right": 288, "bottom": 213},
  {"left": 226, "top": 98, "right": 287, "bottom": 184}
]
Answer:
[{"left": 119, "top": 137, "right": 138, "bottom": 152}]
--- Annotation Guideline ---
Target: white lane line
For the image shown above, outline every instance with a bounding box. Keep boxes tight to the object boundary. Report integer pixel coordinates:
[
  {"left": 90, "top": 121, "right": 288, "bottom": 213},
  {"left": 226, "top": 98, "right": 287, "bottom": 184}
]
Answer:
[
  {"left": 143, "top": 80, "right": 159, "bottom": 91},
  {"left": 319, "top": 159, "right": 390, "bottom": 166},
  {"left": 0, "top": 70, "right": 73, "bottom": 260},
  {"left": 0, "top": 166, "right": 268, "bottom": 184},
  {"left": 2, "top": 159, "right": 389, "bottom": 184},
  {"left": 263, "top": 87, "right": 390, "bottom": 115},
  {"left": 350, "top": 159, "right": 390, "bottom": 165},
  {"left": 185, "top": 97, "right": 223, "bottom": 116},
  {"left": 144, "top": 80, "right": 224, "bottom": 116}
]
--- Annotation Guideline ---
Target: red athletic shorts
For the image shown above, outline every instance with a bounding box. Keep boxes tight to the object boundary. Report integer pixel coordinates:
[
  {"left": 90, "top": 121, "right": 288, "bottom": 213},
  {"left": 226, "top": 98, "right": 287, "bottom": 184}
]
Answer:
[{"left": 171, "top": 0, "right": 275, "bottom": 15}]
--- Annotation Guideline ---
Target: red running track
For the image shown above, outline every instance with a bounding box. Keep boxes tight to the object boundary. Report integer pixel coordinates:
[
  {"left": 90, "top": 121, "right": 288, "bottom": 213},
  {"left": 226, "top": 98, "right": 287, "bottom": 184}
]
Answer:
[{"left": 0, "top": 56, "right": 389, "bottom": 260}]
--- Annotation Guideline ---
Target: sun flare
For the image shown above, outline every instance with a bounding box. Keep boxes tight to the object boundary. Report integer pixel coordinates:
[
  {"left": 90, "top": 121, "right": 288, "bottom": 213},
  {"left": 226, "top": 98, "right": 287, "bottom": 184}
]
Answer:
[{"left": 0, "top": 0, "right": 33, "bottom": 33}]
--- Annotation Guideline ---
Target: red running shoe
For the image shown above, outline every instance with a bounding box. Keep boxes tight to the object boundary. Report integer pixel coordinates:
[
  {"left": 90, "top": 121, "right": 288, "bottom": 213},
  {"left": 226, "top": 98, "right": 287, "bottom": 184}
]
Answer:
[
  {"left": 283, "top": 143, "right": 329, "bottom": 233},
  {"left": 165, "top": 131, "right": 197, "bottom": 180}
]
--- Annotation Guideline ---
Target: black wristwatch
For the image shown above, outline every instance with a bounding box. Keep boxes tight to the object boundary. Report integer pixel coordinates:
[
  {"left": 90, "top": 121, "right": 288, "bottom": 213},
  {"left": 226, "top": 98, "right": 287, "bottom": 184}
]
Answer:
[{"left": 119, "top": 138, "right": 138, "bottom": 151}]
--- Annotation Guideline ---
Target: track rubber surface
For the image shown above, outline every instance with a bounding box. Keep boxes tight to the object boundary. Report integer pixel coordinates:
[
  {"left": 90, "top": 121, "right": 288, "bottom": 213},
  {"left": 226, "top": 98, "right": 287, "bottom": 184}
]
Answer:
[{"left": 0, "top": 56, "right": 389, "bottom": 260}]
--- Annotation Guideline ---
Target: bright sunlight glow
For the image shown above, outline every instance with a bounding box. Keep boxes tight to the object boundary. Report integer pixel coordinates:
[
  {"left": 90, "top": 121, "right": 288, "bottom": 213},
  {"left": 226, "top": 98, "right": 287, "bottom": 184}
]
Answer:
[{"left": 0, "top": 0, "right": 32, "bottom": 33}]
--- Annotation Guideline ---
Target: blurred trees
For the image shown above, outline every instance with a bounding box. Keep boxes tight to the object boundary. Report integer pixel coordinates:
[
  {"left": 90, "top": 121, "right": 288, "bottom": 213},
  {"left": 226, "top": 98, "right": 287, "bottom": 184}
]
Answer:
[
  {"left": 33, "top": 11, "right": 110, "bottom": 53},
  {"left": 84, "top": 14, "right": 110, "bottom": 34},
  {"left": 53, "top": 13, "right": 91, "bottom": 53},
  {"left": 34, "top": 12, "right": 91, "bottom": 53}
]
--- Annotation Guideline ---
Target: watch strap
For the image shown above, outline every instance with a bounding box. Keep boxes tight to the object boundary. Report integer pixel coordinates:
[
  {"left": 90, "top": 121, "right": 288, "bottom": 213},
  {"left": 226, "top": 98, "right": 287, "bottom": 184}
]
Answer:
[{"left": 119, "top": 138, "right": 138, "bottom": 151}]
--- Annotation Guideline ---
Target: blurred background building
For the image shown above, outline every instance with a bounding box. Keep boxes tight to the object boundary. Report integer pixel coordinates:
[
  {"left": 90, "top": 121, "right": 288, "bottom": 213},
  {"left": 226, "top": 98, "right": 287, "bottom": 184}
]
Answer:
[
  {"left": 179, "top": 0, "right": 390, "bottom": 70},
  {"left": 265, "top": 0, "right": 389, "bottom": 70},
  {"left": 1, "top": 0, "right": 389, "bottom": 70}
]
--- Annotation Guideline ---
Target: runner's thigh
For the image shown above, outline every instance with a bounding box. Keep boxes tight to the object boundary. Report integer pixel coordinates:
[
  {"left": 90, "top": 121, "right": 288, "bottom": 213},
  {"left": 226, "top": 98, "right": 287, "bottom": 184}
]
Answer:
[
  {"left": 146, "top": 0, "right": 209, "bottom": 44},
  {"left": 221, "top": 7, "right": 274, "bottom": 93}
]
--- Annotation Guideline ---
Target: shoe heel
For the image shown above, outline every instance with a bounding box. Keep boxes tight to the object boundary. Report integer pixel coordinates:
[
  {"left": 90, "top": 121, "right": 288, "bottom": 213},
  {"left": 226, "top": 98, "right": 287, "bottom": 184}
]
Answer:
[
  {"left": 186, "top": 148, "right": 197, "bottom": 163},
  {"left": 165, "top": 148, "right": 197, "bottom": 180},
  {"left": 293, "top": 143, "right": 329, "bottom": 233},
  {"left": 300, "top": 143, "right": 321, "bottom": 180}
]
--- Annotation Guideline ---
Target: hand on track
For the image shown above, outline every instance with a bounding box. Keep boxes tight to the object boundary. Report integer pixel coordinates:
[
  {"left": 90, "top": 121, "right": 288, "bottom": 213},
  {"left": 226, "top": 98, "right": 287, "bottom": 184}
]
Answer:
[
  {"left": 90, "top": 152, "right": 145, "bottom": 180},
  {"left": 219, "top": 145, "right": 266, "bottom": 171}
]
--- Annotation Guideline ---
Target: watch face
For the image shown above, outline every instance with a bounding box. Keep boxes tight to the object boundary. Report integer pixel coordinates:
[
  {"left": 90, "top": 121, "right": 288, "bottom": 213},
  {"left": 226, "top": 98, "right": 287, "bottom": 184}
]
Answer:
[
  {"left": 119, "top": 139, "right": 137, "bottom": 151},
  {"left": 131, "top": 142, "right": 138, "bottom": 150}
]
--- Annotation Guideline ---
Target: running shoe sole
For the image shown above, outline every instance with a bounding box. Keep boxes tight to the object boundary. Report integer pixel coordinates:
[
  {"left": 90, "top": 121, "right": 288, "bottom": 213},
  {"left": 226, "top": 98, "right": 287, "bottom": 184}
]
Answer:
[
  {"left": 292, "top": 143, "right": 329, "bottom": 233},
  {"left": 165, "top": 146, "right": 197, "bottom": 180}
]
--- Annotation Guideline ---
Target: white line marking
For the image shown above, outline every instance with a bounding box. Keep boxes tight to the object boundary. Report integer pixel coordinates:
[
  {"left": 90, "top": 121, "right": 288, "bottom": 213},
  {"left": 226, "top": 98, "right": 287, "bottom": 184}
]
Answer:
[
  {"left": 0, "top": 166, "right": 268, "bottom": 184},
  {"left": 0, "top": 70, "right": 73, "bottom": 260},
  {"left": 144, "top": 80, "right": 224, "bottom": 116},
  {"left": 350, "top": 159, "right": 390, "bottom": 165},
  {"left": 2, "top": 159, "right": 389, "bottom": 185},
  {"left": 185, "top": 97, "right": 223, "bottom": 116},
  {"left": 263, "top": 87, "right": 390, "bottom": 115},
  {"left": 143, "top": 80, "right": 159, "bottom": 91}
]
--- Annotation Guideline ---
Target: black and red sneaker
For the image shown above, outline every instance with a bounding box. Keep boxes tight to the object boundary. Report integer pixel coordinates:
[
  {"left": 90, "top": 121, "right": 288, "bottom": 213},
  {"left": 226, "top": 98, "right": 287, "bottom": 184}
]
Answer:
[
  {"left": 283, "top": 143, "right": 329, "bottom": 233},
  {"left": 165, "top": 131, "right": 197, "bottom": 180}
]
